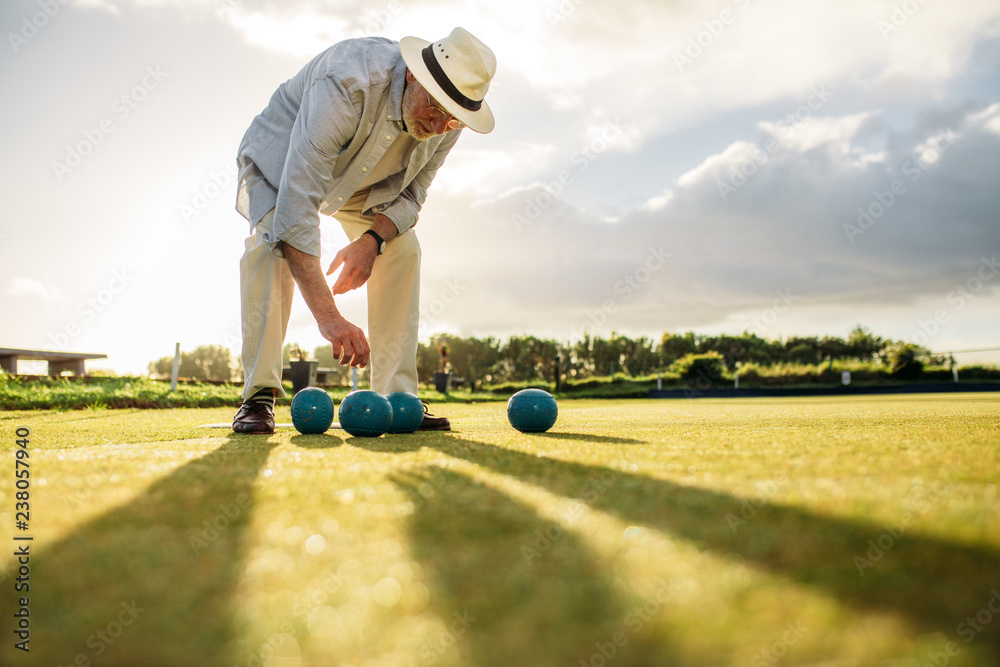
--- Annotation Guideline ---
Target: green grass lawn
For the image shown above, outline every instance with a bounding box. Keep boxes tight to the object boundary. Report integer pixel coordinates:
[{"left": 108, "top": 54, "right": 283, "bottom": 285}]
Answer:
[{"left": 1, "top": 394, "right": 998, "bottom": 666}]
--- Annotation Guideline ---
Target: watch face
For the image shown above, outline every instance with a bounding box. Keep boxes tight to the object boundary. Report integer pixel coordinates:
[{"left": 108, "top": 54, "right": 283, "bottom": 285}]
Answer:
[{"left": 379, "top": 241, "right": 386, "bottom": 254}]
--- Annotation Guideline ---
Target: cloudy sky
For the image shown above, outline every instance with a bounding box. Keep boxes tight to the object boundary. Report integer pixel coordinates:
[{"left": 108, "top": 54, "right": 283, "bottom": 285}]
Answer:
[{"left": 3, "top": 0, "right": 999, "bottom": 374}]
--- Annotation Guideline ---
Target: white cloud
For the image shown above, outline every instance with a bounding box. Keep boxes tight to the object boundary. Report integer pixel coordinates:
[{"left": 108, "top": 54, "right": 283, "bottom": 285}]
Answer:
[
  {"left": 970, "top": 102, "right": 1000, "bottom": 136},
  {"left": 434, "top": 142, "right": 558, "bottom": 197},
  {"left": 222, "top": 9, "right": 353, "bottom": 59},
  {"left": 641, "top": 191, "right": 674, "bottom": 213},
  {"left": 73, "top": 0, "right": 122, "bottom": 14},
  {"left": 759, "top": 112, "right": 875, "bottom": 154},
  {"left": 8, "top": 278, "right": 61, "bottom": 301},
  {"left": 676, "top": 141, "right": 758, "bottom": 190},
  {"left": 433, "top": 103, "right": 1000, "bottom": 340}
]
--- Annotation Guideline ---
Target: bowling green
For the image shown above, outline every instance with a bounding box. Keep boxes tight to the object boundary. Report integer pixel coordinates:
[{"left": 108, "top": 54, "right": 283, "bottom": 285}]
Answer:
[{"left": 1, "top": 393, "right": 998, "bottom": 666}]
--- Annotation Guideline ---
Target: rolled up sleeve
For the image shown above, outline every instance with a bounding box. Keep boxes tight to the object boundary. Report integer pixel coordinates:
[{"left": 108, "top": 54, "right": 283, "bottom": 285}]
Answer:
[
  {"left": 381, "top": 130, "right": 461, "bottom": 234},
  {"left": 273, "top": 78, "right": 360, "bottom": 257}
]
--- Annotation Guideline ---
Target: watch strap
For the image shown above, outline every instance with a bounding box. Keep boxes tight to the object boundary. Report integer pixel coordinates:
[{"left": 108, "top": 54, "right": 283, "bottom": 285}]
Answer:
[{"left": 363, "top": 229, "right": 386, "bottom": 255}]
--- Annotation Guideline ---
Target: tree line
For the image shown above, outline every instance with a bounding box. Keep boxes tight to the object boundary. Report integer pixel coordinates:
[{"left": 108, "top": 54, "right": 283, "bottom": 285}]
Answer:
[
  {"left": 415, "top": 325, "right": 928, "bottom": 389},
  {"left": 148, "top": 326, "right": 935, "bottom": 385}
]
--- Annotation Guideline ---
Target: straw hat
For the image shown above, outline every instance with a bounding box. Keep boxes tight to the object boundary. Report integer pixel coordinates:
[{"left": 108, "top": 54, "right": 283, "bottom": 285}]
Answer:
[{"left": 400, "top": 27, "right": 496, "bottom": 134}]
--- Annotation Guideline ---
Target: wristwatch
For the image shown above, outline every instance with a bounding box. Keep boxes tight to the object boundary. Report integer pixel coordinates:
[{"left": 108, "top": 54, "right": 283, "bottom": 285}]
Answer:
[{"left": 363, "top": 229, "right": 386, "bottom": 255}]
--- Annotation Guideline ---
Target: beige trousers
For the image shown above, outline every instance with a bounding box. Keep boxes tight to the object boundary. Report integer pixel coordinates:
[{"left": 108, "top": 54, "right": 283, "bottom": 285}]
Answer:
[{"left": 240, "top": 203, "right": 421, "bottom": 399}]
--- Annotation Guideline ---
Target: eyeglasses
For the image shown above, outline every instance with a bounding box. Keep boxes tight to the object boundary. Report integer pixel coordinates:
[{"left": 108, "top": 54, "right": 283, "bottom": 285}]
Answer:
[{"left": 425, "top": 90, "right": 465, "bottom": 131}]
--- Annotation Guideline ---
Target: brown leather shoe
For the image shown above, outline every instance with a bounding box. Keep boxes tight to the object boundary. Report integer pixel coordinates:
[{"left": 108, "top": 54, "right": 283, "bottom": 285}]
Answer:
[
  {"left": 233, "top": 401, "right": 275, "bottom": 434},
  {"left": 418, "top": 402, "right": 450, "bottom": 431}
]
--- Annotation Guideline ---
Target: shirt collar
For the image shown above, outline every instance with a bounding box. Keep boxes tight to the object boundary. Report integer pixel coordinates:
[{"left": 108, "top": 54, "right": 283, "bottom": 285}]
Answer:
[{"left": 386, "top": 52, "right": 408, "bottom": 123}]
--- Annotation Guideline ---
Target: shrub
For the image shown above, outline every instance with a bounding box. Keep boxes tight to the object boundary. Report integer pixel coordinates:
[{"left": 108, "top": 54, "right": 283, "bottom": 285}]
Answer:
[
  {"left": 485, "top": 380, "right": 554, "bottom": 395},
  {"left": 890, "top": 344, "right": 924, "bottom": 381},
  {"left": 955, "top": 365, "right": 1000, "bottom": 381},
  {"left": 673, "top": 352, "right": 726, "bottom": 387}
]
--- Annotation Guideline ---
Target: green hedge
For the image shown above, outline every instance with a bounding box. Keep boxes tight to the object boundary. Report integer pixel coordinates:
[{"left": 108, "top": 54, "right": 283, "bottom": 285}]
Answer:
[
  {"left": 3, "top": 362, "right": 998, "bottom": 410},
  {"left": 0, "top": 374, "right": 243, "bottom": 410}
]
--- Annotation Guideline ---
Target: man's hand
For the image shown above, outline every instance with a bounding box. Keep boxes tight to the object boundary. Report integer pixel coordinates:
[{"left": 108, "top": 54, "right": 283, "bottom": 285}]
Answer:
[
  {"left": 326, "top": 236, "right": 378, "bottom": 294},
  {"left": 318, "top": 314, "right": 370, "bottom": 367},
  {"left": 281, "top": 242, "right": 370, "bottom": 367},
  {"left": 326, "top": 212, "right": 400, "bottom": 294}
]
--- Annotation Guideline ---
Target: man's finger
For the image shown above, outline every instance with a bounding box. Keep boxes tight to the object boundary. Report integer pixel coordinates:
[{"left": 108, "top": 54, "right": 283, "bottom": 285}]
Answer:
[
  {"left": 332, "top": 268, "right": 356, "bottom": 295},
  {"left": 342, "top": 338, "right": 360, "bottom": 367},
  {"left": 326, "top": 248, "right": 347, "bottom": 276},
  {"left": 348, "top": 335, "right": 367, "bottom": 368}
]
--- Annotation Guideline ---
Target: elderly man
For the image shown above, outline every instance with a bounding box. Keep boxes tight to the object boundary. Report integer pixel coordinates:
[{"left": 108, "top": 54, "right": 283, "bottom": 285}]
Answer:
[{"left": 232, "top": 27, "right": 496, "bottom": 434}]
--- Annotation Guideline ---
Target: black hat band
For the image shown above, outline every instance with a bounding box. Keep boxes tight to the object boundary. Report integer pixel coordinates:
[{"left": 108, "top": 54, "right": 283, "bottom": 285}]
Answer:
[{"left": 421, "top": 44, "right": 482, "bottom": 112}]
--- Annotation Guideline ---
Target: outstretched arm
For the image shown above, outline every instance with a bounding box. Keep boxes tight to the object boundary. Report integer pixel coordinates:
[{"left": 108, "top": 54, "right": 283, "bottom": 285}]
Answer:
[{"left": 282, "top": 242, "right": 370, "bottom": 367}]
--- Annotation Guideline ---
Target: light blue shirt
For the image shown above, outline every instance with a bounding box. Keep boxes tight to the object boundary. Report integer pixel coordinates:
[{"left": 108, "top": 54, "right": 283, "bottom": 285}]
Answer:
[{"left": 235, "top": 37, "right": 461, "bottom": 257}]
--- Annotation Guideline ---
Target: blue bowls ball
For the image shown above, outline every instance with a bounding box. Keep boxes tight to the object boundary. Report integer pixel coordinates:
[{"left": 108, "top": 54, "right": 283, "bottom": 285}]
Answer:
[
  {"left": 507, "top": 388, "right": 558, "bottom": 433},
  {"left": 290, "top": 387, "right": 335, "bottom": 434},
  {"left": 386, "top": 391, "right": 424, "bottom": 434},
  {"left": 338, "top": 390, "right": 393, "bottom": 437}
]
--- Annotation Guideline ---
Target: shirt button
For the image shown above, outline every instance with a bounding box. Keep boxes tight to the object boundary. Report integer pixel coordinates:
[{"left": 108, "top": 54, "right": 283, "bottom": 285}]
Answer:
[
  {"left": 337, "top": 196, "right": 344, "bottom": 202},
  {"left": 362, "top": 167, "right": 368, "bottom": 172},
  {"left": 385, "top": 135, "right": 392, "bottom": 141}
]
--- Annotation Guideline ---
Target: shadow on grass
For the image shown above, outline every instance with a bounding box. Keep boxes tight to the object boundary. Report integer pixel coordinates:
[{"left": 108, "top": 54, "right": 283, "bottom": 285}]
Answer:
[
  {"left": 532, "top": 431, "right": 646, "bottom": 445},
  {"left": 289, "top": 432, "right": 344, "bottom": 449},
  {"left": 0, "top": 435, "right": 276, "bottom": 667},
  {"left": 392, "top": 467, "right": 674, "bottom": 667},
  {"left": 348, "top": 430, "right": 456, "bottom": 453},
  {"left": 427, "top": 434, "right": 1000, "bottom": 659}
]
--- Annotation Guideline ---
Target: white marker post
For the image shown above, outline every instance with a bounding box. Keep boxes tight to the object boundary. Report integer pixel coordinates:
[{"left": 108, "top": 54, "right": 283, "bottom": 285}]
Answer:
[{"left": 170, "top": 342, "right": 180, "bottom": 391}]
